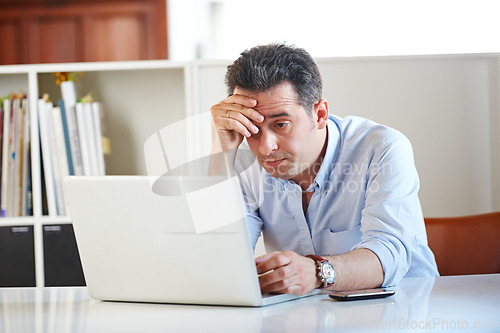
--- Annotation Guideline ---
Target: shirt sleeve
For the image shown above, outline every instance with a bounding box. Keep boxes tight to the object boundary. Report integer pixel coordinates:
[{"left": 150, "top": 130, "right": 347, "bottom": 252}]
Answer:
[
  {"left": 352, "top": 133, "right": 421, "bottom": 287},
  {"left": 241, "top": 184, "right": 264, "bottom": 251},
  {"left": 235, "top": 153, "right": 264, "bottom": 252}
]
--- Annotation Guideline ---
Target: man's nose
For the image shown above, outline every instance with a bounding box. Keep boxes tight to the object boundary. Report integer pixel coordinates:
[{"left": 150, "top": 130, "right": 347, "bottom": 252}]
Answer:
[{"left": 259, "top": 131, "right": 278, "bottom": 156}]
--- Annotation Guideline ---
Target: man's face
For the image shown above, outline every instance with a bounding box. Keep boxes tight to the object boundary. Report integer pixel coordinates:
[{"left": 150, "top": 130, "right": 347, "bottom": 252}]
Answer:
[{"left": 236, "top": 82, "right": 327, "bottom": 184}]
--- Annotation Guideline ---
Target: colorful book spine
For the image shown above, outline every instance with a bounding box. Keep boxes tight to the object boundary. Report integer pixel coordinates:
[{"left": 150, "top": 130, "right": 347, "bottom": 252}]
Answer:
[
  {"left": 58, "top": 99, "right": 74, "bottom": 175},
  {"left": 21, "top": 99, "right": 32, "bottom": 216},
  {"left": 61, "top": 81, "right": 84, "bottom": 176},
  {"left": 0, "top": 106, "right": 3, "bottom": 213},
  {"left": 11, "top": 99, "right": 24, "bottom": 216},
  {"left": 1, "top": 98, "right": 11, "bottom": 217},
  {"left": 0, "top": 86, "right": 109, "bottom": 218},
  {"left": 0, "top": 96, "right": 32, "bottom": 217},
  {"left": 52, "top": 106, "right": 69, "bottom": 215}
]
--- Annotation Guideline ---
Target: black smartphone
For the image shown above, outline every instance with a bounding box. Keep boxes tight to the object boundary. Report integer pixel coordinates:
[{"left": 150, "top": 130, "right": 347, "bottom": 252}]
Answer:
[{"left": 329, "top": 288, "right": 395, "bottom": 301}]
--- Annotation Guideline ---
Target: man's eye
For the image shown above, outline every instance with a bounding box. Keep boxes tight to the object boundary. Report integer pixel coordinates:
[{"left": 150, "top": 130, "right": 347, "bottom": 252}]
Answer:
[{"left": 276, "top": 123, "right": 288, "bottom": 129}]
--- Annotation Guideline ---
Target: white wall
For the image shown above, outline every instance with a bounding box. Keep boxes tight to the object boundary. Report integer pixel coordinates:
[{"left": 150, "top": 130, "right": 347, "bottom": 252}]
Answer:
[
  {"left": 318, "top": 55, "right": 498, "bottom": 217},
  {"left": 168, "top": 0, "right": 500, "bottom": 61}
]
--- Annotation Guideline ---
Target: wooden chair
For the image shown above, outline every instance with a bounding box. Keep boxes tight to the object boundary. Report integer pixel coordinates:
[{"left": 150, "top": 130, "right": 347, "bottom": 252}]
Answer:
[{"left": 424, "top": 212, "right": 500, "bottom": 276}]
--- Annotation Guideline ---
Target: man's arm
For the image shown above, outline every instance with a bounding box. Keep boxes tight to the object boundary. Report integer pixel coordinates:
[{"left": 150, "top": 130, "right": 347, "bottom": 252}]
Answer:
[
  {"left": 324, "top": 248, "right": 384, "bottom": 291},
  {"left": 255, "top": 248, "right": 383, "bottom": 295}
]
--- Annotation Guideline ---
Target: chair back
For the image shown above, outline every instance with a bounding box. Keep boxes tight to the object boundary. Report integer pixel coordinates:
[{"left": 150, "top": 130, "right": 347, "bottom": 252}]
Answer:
[{"left": 425, "top": 212, "right": 500, "bottom": 276}]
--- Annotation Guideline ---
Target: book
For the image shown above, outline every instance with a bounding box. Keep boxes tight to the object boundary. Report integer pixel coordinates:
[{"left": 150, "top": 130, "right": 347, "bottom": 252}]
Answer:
[
  {"left": 1, "top": 98, "right": 11, "bottom": 217},
  {"left": 60, "top": 81, "right": 84, "bottom": 176},
  {"left": 75, "top": 102, "right": 92, "bottom": 176},
  {"left": 0, "top": 96, "right": 32, "bottom": 217},
  {"left": 21, "top": 98, "right": 32, "bottom": 216},
  {"left": 11, "top": 98, "right": 24, "bottom": 216},
  {"left": 68, "top": 105, "right": 84, "bottom": 176},
  {"left": 91, "top": 102, "right": 106, "bottom": 176},
  {"left": 0, "top": 106, "right": 3, "bottom": 211},
  {"left": 58, "top": 100, "right": 74, "bottom": 175},
  {"left": 83, "top": 102, "right": 99, "bottom": 175},
  {"left": 52, "top": 106, "right": 69, "bottom": 214},
  {"left": 60, "top": 99, "right": 84, "bottom": 176},
  {"left": 37, "top": 99, "right": 58, "bottom": 216},
  {"left": 60, "top": 81, "right": 77, "bottom": 109},
  {"left": 7, "top": 98, "right": 17, "bottom": 216}
]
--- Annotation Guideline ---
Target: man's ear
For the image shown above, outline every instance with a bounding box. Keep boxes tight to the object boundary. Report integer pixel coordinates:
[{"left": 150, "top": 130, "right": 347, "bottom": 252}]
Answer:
[{"left": 314, "top": 99, "right": 329, "bottom": 129}]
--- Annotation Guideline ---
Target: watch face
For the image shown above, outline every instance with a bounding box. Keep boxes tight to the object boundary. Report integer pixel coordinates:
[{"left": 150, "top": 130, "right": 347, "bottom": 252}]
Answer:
[{"left": 321, "top": 262, "right": 336, "bottom": 284}]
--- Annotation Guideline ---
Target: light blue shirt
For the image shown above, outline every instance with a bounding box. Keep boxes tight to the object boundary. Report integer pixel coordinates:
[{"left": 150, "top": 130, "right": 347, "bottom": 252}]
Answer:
[{"left": 237, "top": 115, "right": 439, "bottom": 287}]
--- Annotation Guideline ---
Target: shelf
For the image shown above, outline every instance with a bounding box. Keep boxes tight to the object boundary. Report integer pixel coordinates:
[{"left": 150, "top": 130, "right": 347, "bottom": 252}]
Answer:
[
  {"left": 0, "top": 60, "right": 194, "bottom": 287},
  {"left": 0, "top": 217, "right": 36, "bottom": 226},
  {"left": 40, "top": 216, "right": 73, "bottom": 225},
  {"left": 0, "top": 60, "right": 189, "bottom": 74}
]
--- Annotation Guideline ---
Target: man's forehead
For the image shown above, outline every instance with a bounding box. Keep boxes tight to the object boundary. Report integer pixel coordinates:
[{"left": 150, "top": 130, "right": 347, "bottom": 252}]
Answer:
[
  {"left": 234, "top": 83, "right": 301, "bottom": 112},
  {"left": 254, "top": 101, "right": 297, "bottom": 115}
]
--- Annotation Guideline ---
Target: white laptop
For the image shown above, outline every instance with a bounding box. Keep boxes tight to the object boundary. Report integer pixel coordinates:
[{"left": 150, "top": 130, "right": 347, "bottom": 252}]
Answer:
[{"left": 64, "top": 176, "right": 319, "bottom": 307}]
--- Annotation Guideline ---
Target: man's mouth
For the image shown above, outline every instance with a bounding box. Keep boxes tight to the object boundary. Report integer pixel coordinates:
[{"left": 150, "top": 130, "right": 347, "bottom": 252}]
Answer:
[{"left": 263, "top": 159, "right": 285, "bottom": 168}]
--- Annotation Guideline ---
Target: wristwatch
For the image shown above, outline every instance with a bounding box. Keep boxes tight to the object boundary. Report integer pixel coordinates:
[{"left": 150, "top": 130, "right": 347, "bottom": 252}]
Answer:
[{"left": 306, "top": 254, "right": 336, "bottom": 288}]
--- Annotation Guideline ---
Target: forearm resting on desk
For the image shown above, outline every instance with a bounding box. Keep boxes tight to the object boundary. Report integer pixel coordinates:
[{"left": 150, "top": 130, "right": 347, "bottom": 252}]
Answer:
[{"left": 325, "top": 248, "right": 384, "bottom": 291}]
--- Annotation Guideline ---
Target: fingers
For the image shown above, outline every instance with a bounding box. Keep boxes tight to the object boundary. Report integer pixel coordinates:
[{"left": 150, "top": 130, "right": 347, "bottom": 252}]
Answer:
[
  {"left": 260, "top": 277, "right": 309, "bottom": 295},
  {"left": 255, "top": 251, "right": 280, "bottom": 265},
  {"left": 258, "top": 265, "right": 310, "bottom": 295},
  {"left": 212, "top": 106, "right": 257, "bottom": 138},
  {"left": 228, "top": 96, "right": 263, "bottom": 124},
  {"left": 255, "top": 251, "right": 291, "bottom": 275},
  {"left": 210, "top": 95, "right": 263, "bottom": 139},
  {"left": 256, "top": 251, "right": 317, "bottom": 295},
  {"left": 226, "top": 94, "right": 257, "bottom": 108}
]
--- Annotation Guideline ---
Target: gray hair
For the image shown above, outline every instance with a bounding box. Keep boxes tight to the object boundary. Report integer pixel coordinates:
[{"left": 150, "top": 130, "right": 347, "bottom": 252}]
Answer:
[{"left": 225, "top": 43, "right": 322, "bottom": 112}]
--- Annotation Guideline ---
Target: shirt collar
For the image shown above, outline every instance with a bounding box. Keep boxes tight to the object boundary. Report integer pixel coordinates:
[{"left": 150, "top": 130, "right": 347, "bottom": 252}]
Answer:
[{"left": 307, "top": 116, "right": 341, "bottom": 192}]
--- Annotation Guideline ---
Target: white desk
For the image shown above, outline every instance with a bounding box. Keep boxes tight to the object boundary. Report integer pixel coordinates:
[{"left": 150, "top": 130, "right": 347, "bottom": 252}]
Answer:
[{"left": 1, "top": 274, "right": 499, "bottom": 332}]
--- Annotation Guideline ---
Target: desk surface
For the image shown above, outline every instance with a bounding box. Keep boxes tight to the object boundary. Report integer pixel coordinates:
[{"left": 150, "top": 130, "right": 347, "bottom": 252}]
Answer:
[{"left": 1, "top": 274, "right": 499, "bottom": 333}]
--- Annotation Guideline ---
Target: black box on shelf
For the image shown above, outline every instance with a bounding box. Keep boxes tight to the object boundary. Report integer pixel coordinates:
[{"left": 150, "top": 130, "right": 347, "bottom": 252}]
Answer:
[
  {"left": 43, "top": 224, "right": 86, "bottom": 287},
  {"left": 0, "top": 225, "right": 36, "bottom": 287}
]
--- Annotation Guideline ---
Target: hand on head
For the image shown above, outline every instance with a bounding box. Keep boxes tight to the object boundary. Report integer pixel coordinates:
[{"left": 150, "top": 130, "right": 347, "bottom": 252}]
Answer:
[{"left": 210, "top": 94, "right": 263, "bottom": 153}]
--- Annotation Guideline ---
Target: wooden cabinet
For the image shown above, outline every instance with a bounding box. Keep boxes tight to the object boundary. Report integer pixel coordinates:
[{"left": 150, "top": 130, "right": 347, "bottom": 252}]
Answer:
[{"left": 0, "top": 0, "right": 167, "bottom": 65}]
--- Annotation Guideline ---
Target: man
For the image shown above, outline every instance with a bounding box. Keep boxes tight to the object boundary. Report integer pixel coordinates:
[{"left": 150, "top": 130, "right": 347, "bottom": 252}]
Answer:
[{"left": 210, "top": 43, "right": 439, "bottom": 295}]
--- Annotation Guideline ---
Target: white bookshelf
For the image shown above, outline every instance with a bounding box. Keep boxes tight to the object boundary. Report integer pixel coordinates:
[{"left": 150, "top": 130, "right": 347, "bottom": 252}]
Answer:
[
  {"left": 0, "top": 60, "right": 194, "bottom": 287},
  {"left": 1, "top": 53, "right": 499, "bottom": 287}
]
